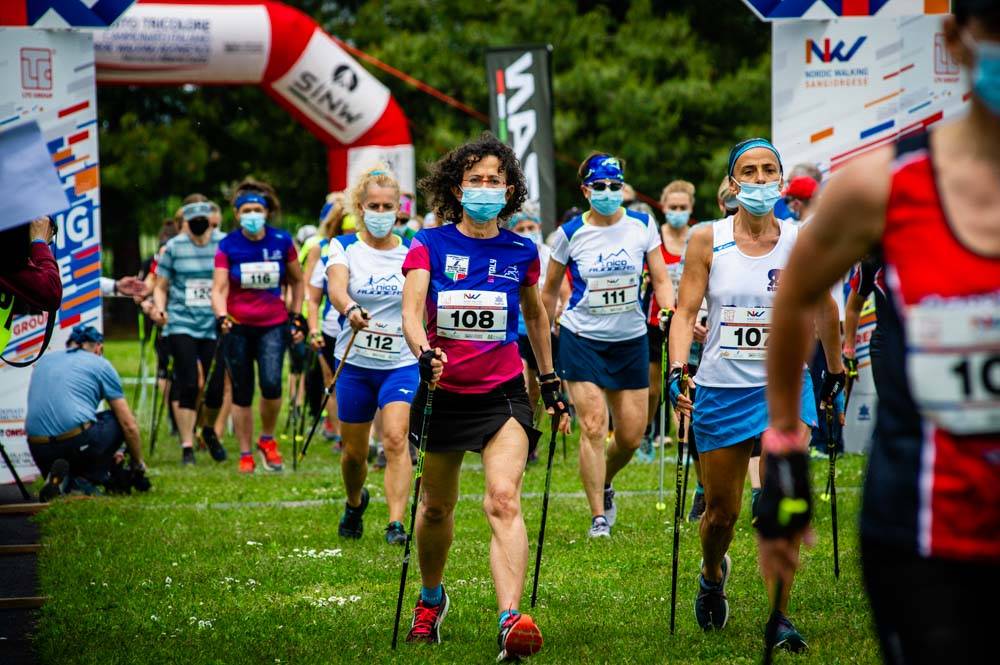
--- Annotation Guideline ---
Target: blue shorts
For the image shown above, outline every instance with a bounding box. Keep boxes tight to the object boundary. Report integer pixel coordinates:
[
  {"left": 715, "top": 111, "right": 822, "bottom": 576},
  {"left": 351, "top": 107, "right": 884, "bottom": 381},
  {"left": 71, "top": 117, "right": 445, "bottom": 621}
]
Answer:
[
  {"left": 335, "top": 362, "right": 420, "bottom": 424},
  {"left": 558, "top": 329, "right": 649, "bottom": 390},
  {"left": 692, "top": 371, "right": 818, "bottom": 454}
]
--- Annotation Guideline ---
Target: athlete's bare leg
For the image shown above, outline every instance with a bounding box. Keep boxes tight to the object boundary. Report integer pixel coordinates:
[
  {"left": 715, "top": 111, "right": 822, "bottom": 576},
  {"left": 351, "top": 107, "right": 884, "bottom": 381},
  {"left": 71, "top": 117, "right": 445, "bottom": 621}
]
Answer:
[
  {"left": 381, "top": 402, "right": 413, "bottom": 523},
  {"left": 605, "top": 387, "right": 649, "bottom": 482},
  {"left": 340, "top": 421, "right": 371, "bottom": 507},
  {"left": 568, "top": 380, "right": 610, "bottom": 517},
  {"left": 699, "top": 439, "right": 753, "bottom": 582},
  {"left": 415, "top": 450, "right": 464, "bottom": 590}
]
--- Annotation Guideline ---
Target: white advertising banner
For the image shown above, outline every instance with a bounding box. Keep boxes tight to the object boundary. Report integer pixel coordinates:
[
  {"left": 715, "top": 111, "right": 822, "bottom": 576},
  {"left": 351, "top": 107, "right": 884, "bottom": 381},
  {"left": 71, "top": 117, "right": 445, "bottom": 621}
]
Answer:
[
  {"left": 346, "top": 144, "right": 416, "bottom": 197},
  {"left": 0, "top": 28, "right": 103, "bottom": 484},
  {"left": 92, "top": 4, "right": 271, "bottom": 83},
  {"left": 772, "top": 14, "right": 969, "bottom": 452},
  {"left": 271, "top": 28, "right": 391, "bottom": 145}
]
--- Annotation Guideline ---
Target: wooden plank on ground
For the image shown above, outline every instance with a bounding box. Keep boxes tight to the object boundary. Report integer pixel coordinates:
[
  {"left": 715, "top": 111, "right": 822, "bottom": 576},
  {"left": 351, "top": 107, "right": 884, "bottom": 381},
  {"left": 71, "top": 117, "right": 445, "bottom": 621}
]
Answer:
[
  {"left": 0, "top": 596, "right": 48, "bottom": 609},
  {"left": 0, "top": 544, "right": 41, "bottom": 555},
  {"left": 0, "top": 503, "right": 46, "bottom": 515}
]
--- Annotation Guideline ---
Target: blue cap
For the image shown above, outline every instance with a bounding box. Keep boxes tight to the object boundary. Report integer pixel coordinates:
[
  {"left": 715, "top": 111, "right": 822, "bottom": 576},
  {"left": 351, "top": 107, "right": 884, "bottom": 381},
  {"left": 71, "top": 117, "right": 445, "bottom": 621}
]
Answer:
[
  {"left": 68, "top": 324, "right": 103, "bottom": 346},
  {"left": 581, "top": 154, "right": 625, "bottom": 185},
  {"left": 727, "top": 138, "right": 782, "bottom": 177},
  {"left": 181, "top": 202, "right": 213, "bottom": 222}
]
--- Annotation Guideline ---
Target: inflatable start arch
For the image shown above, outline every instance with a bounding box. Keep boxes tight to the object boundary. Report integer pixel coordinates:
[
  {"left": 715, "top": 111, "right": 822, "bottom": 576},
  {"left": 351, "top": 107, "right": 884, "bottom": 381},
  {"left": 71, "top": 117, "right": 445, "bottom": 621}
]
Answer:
[{"left": 92, "top": 0, "right": 415, "bottom": 193}]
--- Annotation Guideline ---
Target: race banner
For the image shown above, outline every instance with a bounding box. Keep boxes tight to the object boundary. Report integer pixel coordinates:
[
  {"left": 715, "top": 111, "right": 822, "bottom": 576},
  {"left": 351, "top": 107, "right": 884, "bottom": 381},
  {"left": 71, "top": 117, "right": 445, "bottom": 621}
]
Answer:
[
  {"left": 0, "top": 28, "right": 103, "bottom": 485},
  {"left": 486, "top": 46, "right": 556, "bottom": 232},
  {"left": 742, "top": 0, "right": 949, "bottom": 21}
]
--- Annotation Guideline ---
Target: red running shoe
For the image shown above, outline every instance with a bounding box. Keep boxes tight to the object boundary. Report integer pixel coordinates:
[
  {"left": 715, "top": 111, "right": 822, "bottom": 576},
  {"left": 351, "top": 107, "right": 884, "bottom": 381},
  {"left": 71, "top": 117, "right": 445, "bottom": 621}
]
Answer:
[
  {"left": 257, "top": 437, "right": 283, "bottom": 471},
  {"left": 238, "top": 455, "right": 255, "bottom": 474},
  {"left": 406, "top": 588, "right": 449, "bottom": 644},
  {"left": 497, "top": 612, "right": 543, "bottom": 661}
]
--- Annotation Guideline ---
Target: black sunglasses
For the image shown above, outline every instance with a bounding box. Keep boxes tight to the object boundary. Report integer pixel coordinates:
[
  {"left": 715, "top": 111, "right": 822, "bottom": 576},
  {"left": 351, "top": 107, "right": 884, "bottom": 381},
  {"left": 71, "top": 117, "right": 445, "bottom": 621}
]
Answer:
[{"left": 589, "top": 182, "right": 624, "bottom": 192}]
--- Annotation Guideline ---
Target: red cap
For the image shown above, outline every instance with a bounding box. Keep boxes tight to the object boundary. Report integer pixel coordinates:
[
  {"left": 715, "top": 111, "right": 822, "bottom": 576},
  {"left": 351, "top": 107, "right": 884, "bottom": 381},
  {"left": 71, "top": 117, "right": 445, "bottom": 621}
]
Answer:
[{"left": 783, "top": 176, "right": 818, "bottom": 200}]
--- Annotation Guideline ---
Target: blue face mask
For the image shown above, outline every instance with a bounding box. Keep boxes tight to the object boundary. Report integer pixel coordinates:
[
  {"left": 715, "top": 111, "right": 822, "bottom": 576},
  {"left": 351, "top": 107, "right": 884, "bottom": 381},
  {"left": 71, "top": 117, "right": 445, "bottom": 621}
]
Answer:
[
  {"left": 461, "top": 187, "right": 507, "bottom": 223},
  {"left": 665, "top": 210, "right": 691, "bottom": 228},
  {"left": 363, "top": 210, "right": 396, "bottom": 238},
  {"left": 967, "top": 35, "right": 1000, "bottom": 116},
  {"left": 589, "top": 188, "right": 623, "bottom": 216},
  {"left": 735, "top": 181, "right": 782, "bottom": 216},
  {"left": 516, "top": 229, "right": 543, "bottom": 246},
  {"left": 240, "top": 212, "right": 267, "bottom": 234}
]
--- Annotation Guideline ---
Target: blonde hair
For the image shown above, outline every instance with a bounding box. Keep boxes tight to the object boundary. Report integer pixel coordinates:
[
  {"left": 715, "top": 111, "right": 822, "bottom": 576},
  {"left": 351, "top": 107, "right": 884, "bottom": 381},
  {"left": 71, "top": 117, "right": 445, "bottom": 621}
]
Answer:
[
  {"left": 660, "top": 180, "right": 695, "bottom": 207},
  {"left": 717, "top": 176, "right": 731, "bottom": 203},
  {"left": 319, "top": 191, "right": 346, "bottom": 239},
  {"left": 350, "top": 165, "right": 401, "bottom": 227}
]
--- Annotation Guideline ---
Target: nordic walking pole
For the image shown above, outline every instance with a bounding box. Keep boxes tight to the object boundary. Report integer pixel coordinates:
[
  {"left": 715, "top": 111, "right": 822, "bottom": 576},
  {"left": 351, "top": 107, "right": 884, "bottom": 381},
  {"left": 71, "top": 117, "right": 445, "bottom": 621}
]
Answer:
[
  {"left": 669, "top": 370, "right": 690, "bottom": 635},
  {"left": 825, "top": 407, "right": 840, "bottom": 579},
  {"left": 762, "top": 579, "right": 784, "bottom": 665},
  {"left": 680, "top": 429, "right": 693, "bottom": 518},
  {"left": 656, "top": 333, "right": 668, "bottom": 511},
  {"left": 298, "top": 328, "right": 359, "bottom": 464},
  {"left": 392, "top": 381, "right": 435, "bottom": 649},
  {"left": 149, "top": 343, "right": 169, "bottom": 457},
  {"left": 133, "top": 312, "right": 147, "bottom": 405},
  {"left": 561, "top": 431, "right": 567, "bottom": 462},
  {"left": 530, "top": 416, "right": 559, "bottom": 608}
]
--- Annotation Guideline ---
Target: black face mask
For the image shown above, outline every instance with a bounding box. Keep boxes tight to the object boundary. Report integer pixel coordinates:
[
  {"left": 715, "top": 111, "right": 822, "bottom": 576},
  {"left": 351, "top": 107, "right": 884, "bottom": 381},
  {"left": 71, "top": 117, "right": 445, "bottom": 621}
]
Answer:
[{"left": 188, "top": 217, "right": 210, "bottom": 236}]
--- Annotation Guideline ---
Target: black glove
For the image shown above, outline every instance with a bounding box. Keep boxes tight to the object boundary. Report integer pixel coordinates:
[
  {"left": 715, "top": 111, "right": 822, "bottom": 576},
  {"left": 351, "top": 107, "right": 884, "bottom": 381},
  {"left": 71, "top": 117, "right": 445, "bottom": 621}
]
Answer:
[
  {"left": 131, "top": 465, "right": 152, "bottom": 493},
  {"left": 418, "top": 348, "right": 439, "bottom": 384},
  {"left": 819, "top": 369, "right": 846, "bottom": 407},
  {"left": 755, "top": 451, "right": 812, "bottom": 539},
  {"left": 538, "top": 373, "right": 569, "bottom": 417},
  {"left": 288, "top": 312, "right": 307, "bottom": 336}
]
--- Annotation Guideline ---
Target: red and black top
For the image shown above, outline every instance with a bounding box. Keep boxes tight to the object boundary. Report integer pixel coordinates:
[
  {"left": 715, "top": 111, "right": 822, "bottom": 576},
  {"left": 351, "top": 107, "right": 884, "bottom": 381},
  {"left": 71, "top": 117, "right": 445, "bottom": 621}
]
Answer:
[{"left": 864, "top": 131, "right": 1000, "bottom": 562}]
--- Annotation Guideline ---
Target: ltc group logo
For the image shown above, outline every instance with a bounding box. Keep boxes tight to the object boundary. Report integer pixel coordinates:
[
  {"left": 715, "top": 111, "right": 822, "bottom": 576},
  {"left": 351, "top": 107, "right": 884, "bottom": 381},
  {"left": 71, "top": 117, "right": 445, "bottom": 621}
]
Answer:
[{"left": 21, "top": 48, "right": 53, "bottom": 98}]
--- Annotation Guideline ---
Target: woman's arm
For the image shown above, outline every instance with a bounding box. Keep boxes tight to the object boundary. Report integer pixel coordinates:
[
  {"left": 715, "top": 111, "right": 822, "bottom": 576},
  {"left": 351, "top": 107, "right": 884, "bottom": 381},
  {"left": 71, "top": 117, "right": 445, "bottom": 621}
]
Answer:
[
  {"left": 520, "top": 285, "right": 554, "bottom": 375},
  {"left": 540, "top": 258, "right": 567, "bottom": 324},
  {"left": 668, "top": 225, "right": 712, "bottom": 416},
  {"left": 646, "top": 246, "right": 676, "bottom": 317},
  {"left": 327, "top": 264, "right": 368, "bottom": 331},
  {"left": 285, "top": 258, "right": 304, "bottom": 315},
  {"left": 402, "top": 268, "right": 446, "bottom": 383}
]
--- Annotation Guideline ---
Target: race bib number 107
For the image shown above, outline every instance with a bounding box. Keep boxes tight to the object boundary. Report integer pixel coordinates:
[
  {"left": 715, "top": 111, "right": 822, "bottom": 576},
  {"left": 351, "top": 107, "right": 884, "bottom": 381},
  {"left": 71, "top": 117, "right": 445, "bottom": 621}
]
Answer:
[
  {"left": 906, "top": 296, "right": 1000, "bottom": 435},
  {"left": 436, "top": 290, "right": 508, "bottom": 341},
  {"left": 719, "top": 306, "right": 771, "bottom": 360}
]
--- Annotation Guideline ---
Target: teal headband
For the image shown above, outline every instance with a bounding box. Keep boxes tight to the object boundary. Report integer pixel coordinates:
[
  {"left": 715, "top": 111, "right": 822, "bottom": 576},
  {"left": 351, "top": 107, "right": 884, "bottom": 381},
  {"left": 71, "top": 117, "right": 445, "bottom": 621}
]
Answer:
[{"left": 728, "top": 138, "right": 783, "bottom": 177}]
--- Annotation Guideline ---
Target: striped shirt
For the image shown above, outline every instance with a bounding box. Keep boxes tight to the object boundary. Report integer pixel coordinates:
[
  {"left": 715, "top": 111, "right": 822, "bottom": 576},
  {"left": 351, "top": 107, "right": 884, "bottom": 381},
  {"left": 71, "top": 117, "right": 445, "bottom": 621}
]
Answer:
[{"left": 158, "top": 230, "right": 224, "bottom": 339}]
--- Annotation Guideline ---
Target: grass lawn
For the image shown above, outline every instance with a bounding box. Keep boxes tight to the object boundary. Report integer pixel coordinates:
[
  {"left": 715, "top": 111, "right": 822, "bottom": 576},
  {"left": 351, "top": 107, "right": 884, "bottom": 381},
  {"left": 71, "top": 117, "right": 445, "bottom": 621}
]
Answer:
[{"left": 29, "top": 339, "right": 881, "bottom": 664}]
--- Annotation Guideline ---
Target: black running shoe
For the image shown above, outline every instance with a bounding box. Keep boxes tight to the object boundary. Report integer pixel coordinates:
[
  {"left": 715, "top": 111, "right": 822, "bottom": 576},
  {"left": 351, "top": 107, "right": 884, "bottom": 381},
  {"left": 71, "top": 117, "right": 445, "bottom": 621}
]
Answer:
[
  {"left": 695, "top": 554, "right": 731, "bottom": 631},
  {"left": 182, "top": 446, "right": 196, "bottom": 466},
  {"left": 202, "top": 427, "right": 227, "bottom": 462},
  {"left": 338, "top": 487, "right": 370, "bottom": 539},
  {"left": 688, "top": 491, "right": 706, "bottom": 523},
  {"left": 39, "top": 459, "right": 70, "bottom": 503},
  {"left": 385, "top": 521, "right": 407, "bottom": 545}
]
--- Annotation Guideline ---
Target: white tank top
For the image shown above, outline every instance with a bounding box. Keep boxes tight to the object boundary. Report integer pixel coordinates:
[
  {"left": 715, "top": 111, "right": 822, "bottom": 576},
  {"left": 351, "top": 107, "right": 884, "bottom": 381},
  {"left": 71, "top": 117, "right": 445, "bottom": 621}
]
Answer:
[{"left": 694, "top": 216, "right": 799, "bottom": 388}]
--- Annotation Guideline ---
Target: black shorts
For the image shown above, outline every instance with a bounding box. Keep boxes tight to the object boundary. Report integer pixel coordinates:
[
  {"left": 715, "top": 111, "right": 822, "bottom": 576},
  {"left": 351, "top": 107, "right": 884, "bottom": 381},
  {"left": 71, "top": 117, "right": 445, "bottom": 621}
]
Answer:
[
  {"left": 408, "top": 376, "right": 541, "bottom": 455},
  {"left": 516, "top": 333, "right": 559, "bottom": 373},
  {"left": 861, "top": 538, "right": 999, "bottom": 664}
]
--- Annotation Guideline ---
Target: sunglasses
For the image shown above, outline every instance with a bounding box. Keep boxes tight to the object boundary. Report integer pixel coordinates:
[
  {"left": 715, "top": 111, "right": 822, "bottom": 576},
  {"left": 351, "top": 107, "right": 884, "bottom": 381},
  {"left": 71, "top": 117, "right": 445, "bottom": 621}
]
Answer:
[{"left": 588, "top": 182, "right": 624, "bottom": 192}]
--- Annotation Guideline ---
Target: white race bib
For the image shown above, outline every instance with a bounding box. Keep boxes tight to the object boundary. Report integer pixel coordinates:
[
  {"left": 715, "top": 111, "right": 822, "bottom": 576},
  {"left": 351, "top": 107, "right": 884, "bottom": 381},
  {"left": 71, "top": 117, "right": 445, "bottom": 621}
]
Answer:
[
  {"left": 586, "top": 273, "right": 639, "bottom": 315},
  {"left": 719, "top": 306, "right": 771, "bottom": 360},
  {"left": 436, "top": 290, "right": 508, "bottom": 341},
  {"left": 240, "top": 261, "right": 280, "bottom": 289},
  {"left": 184, "top": 278, "right": 212, "bottom": 308},
  {"left": 906, "top": 296, "right": 1000, "bottom": 435},
  {"left": 354, "top": 321, "right": 404, "bottom": 361}
]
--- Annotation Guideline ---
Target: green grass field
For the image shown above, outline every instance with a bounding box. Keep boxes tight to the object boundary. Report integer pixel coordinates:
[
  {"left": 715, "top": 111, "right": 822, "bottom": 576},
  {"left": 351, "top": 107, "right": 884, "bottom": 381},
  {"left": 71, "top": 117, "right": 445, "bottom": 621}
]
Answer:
[{"left": 29, "top": 339, "right": 881, "bottom": 664}]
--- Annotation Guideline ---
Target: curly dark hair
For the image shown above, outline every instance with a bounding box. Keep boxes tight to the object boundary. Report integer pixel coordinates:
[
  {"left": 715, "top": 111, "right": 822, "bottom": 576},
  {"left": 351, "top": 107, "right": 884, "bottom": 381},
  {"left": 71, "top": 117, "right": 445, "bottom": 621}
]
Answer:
[
  {"left": 419, "top": 132, "right": 527, "bottom": 224},
  {"left": 232, "top": 176, "right": 282, "bottom": 219}
]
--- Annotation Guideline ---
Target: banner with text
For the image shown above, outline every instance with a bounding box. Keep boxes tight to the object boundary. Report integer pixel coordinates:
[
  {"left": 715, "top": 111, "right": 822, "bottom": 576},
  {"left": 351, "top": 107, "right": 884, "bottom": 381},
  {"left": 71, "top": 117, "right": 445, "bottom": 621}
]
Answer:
[
  {"left": 0, "top": 28, "right": 103, "bottom": 484},
  {"left": 486, "top": 46, "right": 556, "bottom": 232}
]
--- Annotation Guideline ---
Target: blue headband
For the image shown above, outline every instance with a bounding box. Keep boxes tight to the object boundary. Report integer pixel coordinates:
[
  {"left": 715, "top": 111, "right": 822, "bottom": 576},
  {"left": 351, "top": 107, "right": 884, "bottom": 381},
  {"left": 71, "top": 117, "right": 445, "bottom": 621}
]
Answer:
[
  {"left": 68, "top": 324, "right": 103, "bottom": 345},
  {"left": 581, "top": 155, "right": 624, "bottom": 185},
  {"left": 181, "top": 202, "right": 213, "bottom": 222},
  {"left": 728, "top": 138, "right": 783, "bottom": 177},
  {"left": 235, "top": 192, "right": 269, "bottom": 210}
]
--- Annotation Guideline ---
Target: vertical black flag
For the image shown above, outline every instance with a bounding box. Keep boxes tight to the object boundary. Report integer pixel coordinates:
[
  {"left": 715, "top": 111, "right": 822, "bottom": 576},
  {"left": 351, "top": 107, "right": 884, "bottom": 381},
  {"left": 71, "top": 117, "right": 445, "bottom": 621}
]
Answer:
[{"left": 486, "top": 45, "right": 556, "bottom": 232}]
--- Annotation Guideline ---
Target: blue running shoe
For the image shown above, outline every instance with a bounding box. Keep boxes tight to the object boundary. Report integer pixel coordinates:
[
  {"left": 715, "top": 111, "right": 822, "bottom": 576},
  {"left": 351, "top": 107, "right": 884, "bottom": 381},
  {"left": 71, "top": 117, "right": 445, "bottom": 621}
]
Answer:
[
  {"left": 773, "top": 612, "right": 808, "bottom": 653},
  {"left": 695, "top": 554, "right": 731, "bottom": 630}
]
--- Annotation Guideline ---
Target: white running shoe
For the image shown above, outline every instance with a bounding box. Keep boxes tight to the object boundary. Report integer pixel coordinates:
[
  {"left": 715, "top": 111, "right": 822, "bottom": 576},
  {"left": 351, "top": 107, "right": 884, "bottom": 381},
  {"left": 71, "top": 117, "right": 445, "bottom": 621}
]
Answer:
[{"left": 588, "top": 515, "right": 611, "bottom": 538}]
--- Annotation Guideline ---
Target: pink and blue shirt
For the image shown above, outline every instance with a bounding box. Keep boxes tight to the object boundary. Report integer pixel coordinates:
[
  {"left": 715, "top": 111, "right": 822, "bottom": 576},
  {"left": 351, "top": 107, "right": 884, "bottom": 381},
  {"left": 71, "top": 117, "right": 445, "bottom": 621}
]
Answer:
[
  {"left": 402, "top": 224, "right": 540, "bottom": 393},
  {"left": 215, "top": 226, "right": 297, "bottom": 328}
]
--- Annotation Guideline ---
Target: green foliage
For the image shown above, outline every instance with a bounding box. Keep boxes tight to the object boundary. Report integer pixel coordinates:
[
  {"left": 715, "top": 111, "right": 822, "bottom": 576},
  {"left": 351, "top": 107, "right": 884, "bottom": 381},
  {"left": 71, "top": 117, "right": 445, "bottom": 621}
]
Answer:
[{"left": 98, "top": 0, "right": 769, "bottom": 270}]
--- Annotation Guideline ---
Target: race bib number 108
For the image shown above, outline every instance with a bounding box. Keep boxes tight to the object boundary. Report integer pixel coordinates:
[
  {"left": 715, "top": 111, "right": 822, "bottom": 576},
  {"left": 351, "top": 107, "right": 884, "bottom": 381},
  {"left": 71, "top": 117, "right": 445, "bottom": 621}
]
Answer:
[
  {"left": 906, "top": 296, "right": 1000, "bottom": 435},
  {"left": 436, "top": 290, "right": 508, "bottom": 341}
]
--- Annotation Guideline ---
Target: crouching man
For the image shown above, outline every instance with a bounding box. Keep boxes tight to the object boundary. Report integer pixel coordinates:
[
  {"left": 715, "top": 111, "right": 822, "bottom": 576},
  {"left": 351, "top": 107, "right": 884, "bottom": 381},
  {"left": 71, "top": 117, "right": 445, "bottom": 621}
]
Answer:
[{"left": 25, "top": 325, "right": 150, "bottom": 500}]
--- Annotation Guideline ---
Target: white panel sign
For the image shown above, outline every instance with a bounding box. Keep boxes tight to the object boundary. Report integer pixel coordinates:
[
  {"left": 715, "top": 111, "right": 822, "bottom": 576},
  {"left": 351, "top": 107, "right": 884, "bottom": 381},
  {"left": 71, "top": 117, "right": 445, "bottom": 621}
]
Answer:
[
  {"left": 346, "top": 144, "right": 416, "bottom": 197},
  {"left": 271, "top": 29, "right": 391, "bottom": 145}
]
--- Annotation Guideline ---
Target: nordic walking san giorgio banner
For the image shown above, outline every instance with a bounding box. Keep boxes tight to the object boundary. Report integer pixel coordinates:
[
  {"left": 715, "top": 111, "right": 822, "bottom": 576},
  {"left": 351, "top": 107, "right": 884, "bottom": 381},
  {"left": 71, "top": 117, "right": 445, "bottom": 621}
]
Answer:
[
  {"left": 486, "top": 45, "right": 556, "bottom": 232},
  {"left": 0, "top": 28, "right": 102, "bottom": 484}
]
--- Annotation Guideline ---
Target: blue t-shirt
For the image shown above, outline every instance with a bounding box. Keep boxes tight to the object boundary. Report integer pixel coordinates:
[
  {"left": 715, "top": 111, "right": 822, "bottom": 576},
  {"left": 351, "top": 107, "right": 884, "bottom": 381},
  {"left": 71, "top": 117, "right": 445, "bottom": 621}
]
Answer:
[
  {"left": 25, "top": 348, "right": 125, "bottom": 437},
  {"left": 215, "top": 226, "right": 297, "bottom": 327}
]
